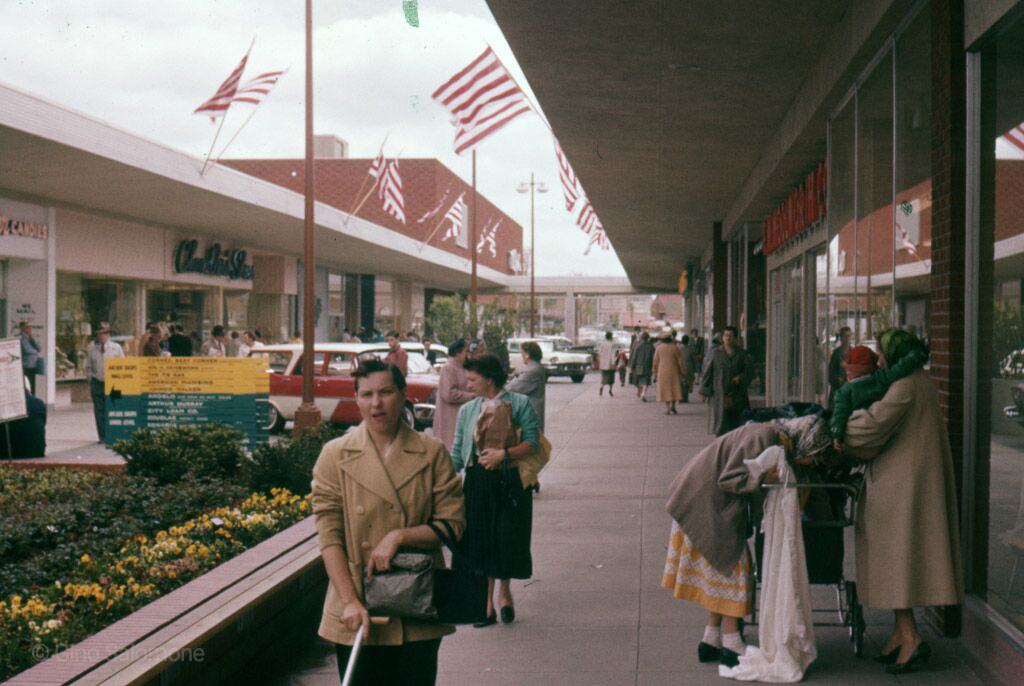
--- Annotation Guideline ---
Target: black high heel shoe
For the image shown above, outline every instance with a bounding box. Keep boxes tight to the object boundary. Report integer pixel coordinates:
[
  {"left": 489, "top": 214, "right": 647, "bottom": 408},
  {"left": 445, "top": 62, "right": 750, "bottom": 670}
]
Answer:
[
  {"left": 500, "top": 605, "right": 515, "bottom": 624},
  {"left": 697, "top": 642, "right": 721, "bottom": 663},
  {"left": 873, "top": 647, "right": 900, "bottom": 664},
  {"left": 885, "top": 642, "right": 931, "bottom": 674}
]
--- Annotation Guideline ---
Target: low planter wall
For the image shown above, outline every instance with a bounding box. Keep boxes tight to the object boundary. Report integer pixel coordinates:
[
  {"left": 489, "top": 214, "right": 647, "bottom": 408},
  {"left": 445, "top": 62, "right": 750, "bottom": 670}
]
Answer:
[{"left": 5, "top": 517, "right": 327, "bottom": 685}]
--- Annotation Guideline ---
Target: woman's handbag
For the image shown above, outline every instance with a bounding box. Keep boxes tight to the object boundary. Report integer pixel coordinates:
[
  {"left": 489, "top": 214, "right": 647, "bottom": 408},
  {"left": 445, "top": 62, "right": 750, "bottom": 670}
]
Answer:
[{"left": 362, "top": 521, "right": 488, "bottom": 624}]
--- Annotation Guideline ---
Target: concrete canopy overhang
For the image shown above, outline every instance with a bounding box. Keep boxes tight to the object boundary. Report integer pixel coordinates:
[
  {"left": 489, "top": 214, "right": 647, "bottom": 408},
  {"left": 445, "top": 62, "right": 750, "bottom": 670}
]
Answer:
[
  {"left": 0, "top": 82, "right": 508, "bottom": 290},
  {"left": 487, "top": 0, "right": 917, "bottom": 291}
]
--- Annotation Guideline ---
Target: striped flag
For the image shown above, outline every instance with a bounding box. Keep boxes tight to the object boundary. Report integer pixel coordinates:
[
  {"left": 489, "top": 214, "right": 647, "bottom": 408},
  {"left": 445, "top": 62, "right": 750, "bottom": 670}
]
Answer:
[
  {"left": 1005, "top": 123, "right": 1024, "bottom": 152},
  {"left": 577, "top": 200, "right": 600, "bottom": 234},
  {"left": 432, "top": 47, "right": 533, "bottom": 155},
  {"left": 194, "top": 50, "right": 250, "bottom": 121},
  {"left": 369, "top": 150, "right": 385, "bottom": 179},
  {"left": 553, "top": 139, "right": 580, "bottom": 212},
  {"left": 232, "top": 70, "right": 285, "bottom": 106},
  {"left": 416, "top": 182, "right": 454, "bottom": 224},
  {"left": 442, "top": 193, "right": 467, "bottom": 240},
  {"left": 378, "top": 159, "right": 406, "bottom": 223},
  {"left": 477, "top": 218, "right": 501, "bottom": 257},
  {"left": 584, "top": 227, "right": 610, "bottom": 255}
]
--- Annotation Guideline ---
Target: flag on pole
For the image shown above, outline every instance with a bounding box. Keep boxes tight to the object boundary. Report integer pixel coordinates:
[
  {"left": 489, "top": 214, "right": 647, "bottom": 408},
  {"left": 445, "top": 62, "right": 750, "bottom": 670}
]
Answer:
[
  {"left": 369, "top": 150, "right": 385, "bottom": 179},
  {"left": 577, "top": 200, "right": 600, "bottom": 234},
  {"left": 416, "top": 182, "right": 454, "bottom": 224},
  {"left": 232, "top": 70, "right": 286, "bottom": 106},
  {"left": 477, "top": 218, "right": 501, "bottom": 257},
  {"left": 553, "top": 139, "right": 580, "bottom": 212},
  {"left": 442, "top": 193, "right": 467, "bottom": 240},
  {"left": 378, "top": 159, "right": 406, "bottom": 223},
  {"left": 1005, "top": 122, "right": 1024, "bottom": 152},
  {"left": 402, "top": 0, "right": 419, "bottom": 27},
  {"left": 194, "top": 49, "right": 250, "bottom": 121},
  {"left": 432, "top": 47, "right": 533, "bottom": 155}
]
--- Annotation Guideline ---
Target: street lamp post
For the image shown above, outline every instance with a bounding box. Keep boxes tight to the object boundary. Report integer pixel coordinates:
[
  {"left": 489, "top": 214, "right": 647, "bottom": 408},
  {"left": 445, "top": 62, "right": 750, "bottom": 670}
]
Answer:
[
  {"left": 517, "top": 174, "right": 547, "bottom": 336},
  {"left": 294, "top": 0, "right": 322, "bottom": 434}
]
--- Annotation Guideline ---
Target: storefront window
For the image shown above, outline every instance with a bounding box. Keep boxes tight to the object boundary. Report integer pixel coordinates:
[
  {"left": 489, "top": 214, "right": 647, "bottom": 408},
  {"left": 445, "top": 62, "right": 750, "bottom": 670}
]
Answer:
[
  {"left": 224, "top": 291, "right": 249, "bottom": 332},
  {"left": 894, "top": 7, "right": 933, "bottom": 343},
  {"left": 829, "top": 96, "right": 858, "bottom": 341},
  {"left": 982, "top": 15, "right": 1024, "bottom": 633},
  {"left": 814, "top": 250, "right": 830, "bottom": 406},
  {"left": 57, "top": 273, "right": 139, "bottom": 378},
  {"left": 328, "top": 272, "right": 344, "bottom": 340}
]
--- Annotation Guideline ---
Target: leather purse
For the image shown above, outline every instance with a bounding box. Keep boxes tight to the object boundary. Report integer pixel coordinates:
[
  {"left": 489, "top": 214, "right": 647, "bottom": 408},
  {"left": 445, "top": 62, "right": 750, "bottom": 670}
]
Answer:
[{"left": 363, "top": 520, "right": 487, "bottom": 625}]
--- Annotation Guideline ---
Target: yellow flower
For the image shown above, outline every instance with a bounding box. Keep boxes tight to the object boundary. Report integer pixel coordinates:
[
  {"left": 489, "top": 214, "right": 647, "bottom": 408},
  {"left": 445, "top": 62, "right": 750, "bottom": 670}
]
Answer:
[{"left": 80, "top": 554, "right": 91, "bottom": 564}]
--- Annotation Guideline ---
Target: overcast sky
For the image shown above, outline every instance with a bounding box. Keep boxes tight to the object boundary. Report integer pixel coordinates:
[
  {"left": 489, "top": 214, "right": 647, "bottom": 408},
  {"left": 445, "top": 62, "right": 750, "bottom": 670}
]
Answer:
[{"left": 0, "top": 0, "right": 626, "bottom": 277}]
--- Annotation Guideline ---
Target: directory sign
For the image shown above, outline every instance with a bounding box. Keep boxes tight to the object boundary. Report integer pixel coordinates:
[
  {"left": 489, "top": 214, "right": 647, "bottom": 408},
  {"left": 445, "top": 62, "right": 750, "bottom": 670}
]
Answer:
[
  {"left": 104, "top": 357, "right": 270, "bottom": 447},
  {"left": 0, "top": 338, "right": 27, "bottom": 423}
]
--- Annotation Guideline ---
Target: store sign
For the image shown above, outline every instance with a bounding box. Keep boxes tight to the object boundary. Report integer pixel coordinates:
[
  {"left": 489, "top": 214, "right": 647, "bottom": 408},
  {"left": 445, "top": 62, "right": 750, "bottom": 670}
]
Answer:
[
  {"left": 0, "top": 215, "right": 48, "bottom": 239},
  {"left": 174, "top": 239, "right": 254, "bottom": 280}
]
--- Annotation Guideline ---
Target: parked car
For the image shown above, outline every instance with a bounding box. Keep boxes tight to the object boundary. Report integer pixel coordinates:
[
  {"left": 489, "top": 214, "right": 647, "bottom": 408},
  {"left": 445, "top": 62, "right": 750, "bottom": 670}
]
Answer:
[
  {"left": 249, "top": 343, "right": 438, "bottom": 433},
  {"left": 507, "top": 337, "right": 592, "bottom": 382}
]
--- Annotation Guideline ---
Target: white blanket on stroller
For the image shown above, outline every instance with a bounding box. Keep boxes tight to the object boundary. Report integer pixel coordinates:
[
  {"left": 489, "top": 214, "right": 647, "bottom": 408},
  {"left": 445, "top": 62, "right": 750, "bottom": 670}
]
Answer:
[{"left": 721, "top": 445, "right": 816, "bottom": 683}]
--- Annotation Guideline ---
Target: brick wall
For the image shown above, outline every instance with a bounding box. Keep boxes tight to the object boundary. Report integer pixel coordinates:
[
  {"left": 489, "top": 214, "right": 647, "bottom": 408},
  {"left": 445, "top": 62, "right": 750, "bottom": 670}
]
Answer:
[{"left": 929, "top": 0, "right": 965, "bottom": 635}]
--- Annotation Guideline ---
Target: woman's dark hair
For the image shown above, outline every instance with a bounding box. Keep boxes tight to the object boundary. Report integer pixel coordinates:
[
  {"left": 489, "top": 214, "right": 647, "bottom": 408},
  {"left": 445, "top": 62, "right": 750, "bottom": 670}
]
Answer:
[
  {"left": 352, "top": 358, "right": 407, "bottom": 392},
  {"left": 522, "top": 341, "right": 543, "bottom": 362},
  {"left": 464, "top": 353, "right": 508, "bottom": 388},
  {"left": 448, "top": 338, "right": 467, "bottom": 356}
]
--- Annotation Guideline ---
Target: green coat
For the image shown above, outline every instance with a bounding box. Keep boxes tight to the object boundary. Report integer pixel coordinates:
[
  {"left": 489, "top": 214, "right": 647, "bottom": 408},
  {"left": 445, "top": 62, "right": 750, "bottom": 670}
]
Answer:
[
  {"left": 450, "top": 391, "right": 540, "bottom": 472},
  {"left": 830, "top": 350, "right": 927, "bottom": 441}
]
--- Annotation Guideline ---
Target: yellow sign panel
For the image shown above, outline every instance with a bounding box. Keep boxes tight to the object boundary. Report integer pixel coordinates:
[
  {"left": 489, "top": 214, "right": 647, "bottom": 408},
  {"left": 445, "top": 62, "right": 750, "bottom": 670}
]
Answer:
[{"left": 106, "top": 357, "right": 270, "bottom": 395}]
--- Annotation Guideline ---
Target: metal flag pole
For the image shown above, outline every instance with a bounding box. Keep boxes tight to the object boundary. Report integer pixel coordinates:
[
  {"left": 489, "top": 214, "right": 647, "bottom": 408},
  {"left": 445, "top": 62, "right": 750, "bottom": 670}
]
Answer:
[
  {"left": 530, "top": 172, "right": 536, "bottom": 337},
  {"left": 212, "top": 66, "right": 292, "bottom": 165},
  {"left": 199, "top": 116, "right": 229, "bottom": 177},
  {"left": 344, "top": 133, "right": 390, "bottom": 226},
  {"left": 470, "top": 150, "right": 478, "bottom": 334},
  {"left": 294, "top": 0, "right": 321, "bottom": 434}
]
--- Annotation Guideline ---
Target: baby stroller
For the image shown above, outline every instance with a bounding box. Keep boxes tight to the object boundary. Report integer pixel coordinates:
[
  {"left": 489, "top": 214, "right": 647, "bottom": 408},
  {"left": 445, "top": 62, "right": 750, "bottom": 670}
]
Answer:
[{"left": 749, "top": 470, "right": 867, "bottom": 656}]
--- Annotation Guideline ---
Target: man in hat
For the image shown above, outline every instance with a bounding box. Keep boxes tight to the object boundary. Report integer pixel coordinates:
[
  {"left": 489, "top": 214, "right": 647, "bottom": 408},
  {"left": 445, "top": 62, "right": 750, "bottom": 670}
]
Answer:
[
  {"left": 19, "top": 321, "right": 41, "bottom": 395},
  {"left": 85, "top": 322, "right": 125, "bottom": 443}
]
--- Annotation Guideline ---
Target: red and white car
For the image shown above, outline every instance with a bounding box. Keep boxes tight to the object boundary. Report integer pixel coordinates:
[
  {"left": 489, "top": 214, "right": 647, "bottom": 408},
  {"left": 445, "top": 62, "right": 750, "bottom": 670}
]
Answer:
[{"left": 250, "top": 343, "right": 439, "bottom": 433}]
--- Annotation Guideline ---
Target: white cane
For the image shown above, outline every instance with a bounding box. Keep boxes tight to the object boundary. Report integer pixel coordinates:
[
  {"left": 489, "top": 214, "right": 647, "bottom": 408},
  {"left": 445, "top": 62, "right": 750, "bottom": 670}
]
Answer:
[{"left": 341, "top": 623, "right": 365, "bottom": 686}]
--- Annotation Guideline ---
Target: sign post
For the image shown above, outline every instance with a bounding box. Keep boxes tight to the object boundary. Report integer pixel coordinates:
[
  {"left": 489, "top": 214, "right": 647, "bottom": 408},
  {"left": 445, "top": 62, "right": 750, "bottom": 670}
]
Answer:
[{"left": 0, "top": 338, "right": 28, "bottom": 462}]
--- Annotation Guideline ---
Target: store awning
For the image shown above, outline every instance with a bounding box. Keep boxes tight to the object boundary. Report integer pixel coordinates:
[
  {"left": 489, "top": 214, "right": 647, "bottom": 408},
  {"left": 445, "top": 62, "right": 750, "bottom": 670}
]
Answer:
[
  {"left": 0, "top": 82, "right": 507, "bottom": 291},
  {"left": 486, "top": 0, "right": 902, "bottom": 290}
]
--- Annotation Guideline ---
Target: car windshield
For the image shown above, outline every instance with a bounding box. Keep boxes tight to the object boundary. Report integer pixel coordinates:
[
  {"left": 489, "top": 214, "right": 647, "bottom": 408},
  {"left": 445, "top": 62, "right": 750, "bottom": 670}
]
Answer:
[
  {"left": 356, "top": 350, "right": 434, "bottom": 374},
  {"left": 250, "top": 350, "right": 292, "bottom": 374},
  {"left": 552, "top": 339, "right": 573, "bottom": 351}
]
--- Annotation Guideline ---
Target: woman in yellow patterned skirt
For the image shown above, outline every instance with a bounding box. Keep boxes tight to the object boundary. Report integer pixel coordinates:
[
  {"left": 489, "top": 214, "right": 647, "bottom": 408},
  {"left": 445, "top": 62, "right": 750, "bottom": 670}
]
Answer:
[{"left": 663, "top": 416, "right": 831, "bottom": 668}]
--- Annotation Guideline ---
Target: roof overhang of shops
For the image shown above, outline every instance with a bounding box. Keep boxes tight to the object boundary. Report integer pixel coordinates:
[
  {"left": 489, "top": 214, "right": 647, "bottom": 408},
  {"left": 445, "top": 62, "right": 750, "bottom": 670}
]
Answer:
[
  {"left": 0, "top": 82, "right": 508, "bottom": 291},
  {"left": 487, "top": 0, "right": 919, "bottom": 291}
]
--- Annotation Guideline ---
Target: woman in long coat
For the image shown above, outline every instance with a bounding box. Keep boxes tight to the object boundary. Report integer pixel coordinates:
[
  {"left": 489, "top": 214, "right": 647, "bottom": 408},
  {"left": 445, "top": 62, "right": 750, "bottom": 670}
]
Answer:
[
  {"left": 663, "top": 415, "right": 831, "bottom": 667},
  {"left": 841, "top": 330, "right": 963, "bottom": 674},
  {"left": 653, "top": 334, "right": 685, "bottom": 414},
  {"left": 434, "top": 339, "right": 474, "bottom": 451},
  {"left": 629, "top": 332, "right": 655, "bottom": 400},
  {"left": 700, "top": 326, "right": 753, "bottom": 436}
]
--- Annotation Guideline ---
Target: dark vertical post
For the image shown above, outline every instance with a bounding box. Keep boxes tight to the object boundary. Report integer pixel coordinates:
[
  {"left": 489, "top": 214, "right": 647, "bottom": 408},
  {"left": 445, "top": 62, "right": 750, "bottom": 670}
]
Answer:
[
  {"left": 294, "top": 0, "right": 321, "bottom": 434},
  {"left": 712, "top": 221, "right": 728, "bottom": 333},
  {"left": 470, "top": 150, "right": 478, "bottom": 335},
  {"left": 530, "top": 172, "right": 536, "bottom": 337}
]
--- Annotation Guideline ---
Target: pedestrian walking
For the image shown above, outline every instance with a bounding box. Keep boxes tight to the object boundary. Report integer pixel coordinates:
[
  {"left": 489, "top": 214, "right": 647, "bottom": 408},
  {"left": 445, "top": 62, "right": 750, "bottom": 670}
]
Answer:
[
  {"left": 168, "top": 325, "right": 193, "bottom": 357},
  {"left": 679, "top": 334, "right": 697, "bottom": 402},
  {"left": 596, "top": 331, "right": 616, "bottom": 397},
  {"left": 451, "top": 353, "right": 540, "bottom": 627},
  {"left": 200, "top": 325, "right": 228, "bottom": 357},
  {"left": 311, "top": 358, "right": 465, "bottom": 686},
  {"left": 18, "top": 321, "right": 41, "bottom": 395},
  {"left": 142, "top": 325, "right": 162, "bottom": 356},
  {"left": 629, "top": 332, "right": 655, "bottom": 401},
  {"left": 506, "top": 341, "right": 547, "bottom": 432},
  {"left": 434, "top": 339, "right": 474, "bottom": 451},
  {"left": 237, "top": 331, "right": 255, "bottom": 357},
  {"left": 84, "top": 322, "right": 124, "bottom": 443},
  {"left": 653, "top": 332, "right": 685, "bottom": 414},
  {"left": 422, "top": 336, "right": 438, "bottom": 365},
  {"left": 828, "top": 326, "right": 852, "bottom": 408},
  {"left": 385, "top": 330, "right": 408, "bottom": 376},
  {"left": 616, "top": 349, "right": 629, "bottom": 387},
  {"left": 840, "top": 329, "right": 963, "bottom": 674},
  {"left": 700, "top": 326, "right": 753, "bottom": 436}
]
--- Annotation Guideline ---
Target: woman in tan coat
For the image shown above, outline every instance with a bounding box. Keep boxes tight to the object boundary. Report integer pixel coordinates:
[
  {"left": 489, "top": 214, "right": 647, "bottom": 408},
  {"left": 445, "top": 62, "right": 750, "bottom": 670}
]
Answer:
[
  {"left": 653, "top": 333, "right": 685, "bottom": 414},
  {"left": 311, "top": 358, "right": 465, "bottom": 685},
  {"left": 841, "top": 330, "right": 963, "bottom": 675}
]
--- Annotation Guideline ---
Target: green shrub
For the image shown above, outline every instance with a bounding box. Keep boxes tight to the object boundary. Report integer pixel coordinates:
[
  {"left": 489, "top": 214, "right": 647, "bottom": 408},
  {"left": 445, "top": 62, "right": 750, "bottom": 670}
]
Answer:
[
  {"left": 113, "top": 423, "right": 247, "bottom": 484},
  {"left": 0, "top": 467, "right": 248, "bottom": 596},
  {"left": 245, "top": 423, "right": 346, "bottom": 496}
]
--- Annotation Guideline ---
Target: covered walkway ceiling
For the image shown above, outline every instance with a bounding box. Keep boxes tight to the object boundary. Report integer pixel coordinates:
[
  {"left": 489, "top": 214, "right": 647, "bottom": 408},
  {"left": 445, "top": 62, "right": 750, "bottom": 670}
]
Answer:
[{"left": 487, "top": 0, "right": 908, "bottom": 291}]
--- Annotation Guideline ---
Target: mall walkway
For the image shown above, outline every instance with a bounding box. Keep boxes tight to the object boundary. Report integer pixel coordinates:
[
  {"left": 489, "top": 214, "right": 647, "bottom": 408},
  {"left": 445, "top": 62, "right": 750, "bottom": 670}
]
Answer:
[{"left": 276, "top": 375, "right": 987, "bottom": 685}]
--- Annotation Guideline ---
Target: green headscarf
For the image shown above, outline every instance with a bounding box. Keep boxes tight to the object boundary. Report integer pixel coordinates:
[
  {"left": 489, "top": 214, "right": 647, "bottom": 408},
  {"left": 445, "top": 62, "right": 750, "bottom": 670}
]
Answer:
[{"left": 879, "top": 329, "right": 928, "bottom": 368}]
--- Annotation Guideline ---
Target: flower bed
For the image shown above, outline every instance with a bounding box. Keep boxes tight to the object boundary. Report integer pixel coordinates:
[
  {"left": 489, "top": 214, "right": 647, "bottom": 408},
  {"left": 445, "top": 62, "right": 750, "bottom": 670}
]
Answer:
[
  {"left": 0, "top": 487, "right": 310, "bottom": 681},
  {"left": 0, "top": 467, "right": 250, "bottom": 597}
]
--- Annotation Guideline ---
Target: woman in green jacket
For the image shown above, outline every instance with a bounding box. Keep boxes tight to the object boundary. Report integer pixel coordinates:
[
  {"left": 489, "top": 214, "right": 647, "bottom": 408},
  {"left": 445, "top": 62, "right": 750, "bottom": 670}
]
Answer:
[{"left": 451, "top": 353, "right": 540, "bottom": 627}]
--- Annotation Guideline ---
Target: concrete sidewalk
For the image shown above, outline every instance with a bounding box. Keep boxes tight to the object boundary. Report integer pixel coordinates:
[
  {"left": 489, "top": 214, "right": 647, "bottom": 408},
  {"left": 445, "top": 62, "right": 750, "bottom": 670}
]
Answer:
[{"left": 276, "top": 375, "right": 988, "bottom": 685}]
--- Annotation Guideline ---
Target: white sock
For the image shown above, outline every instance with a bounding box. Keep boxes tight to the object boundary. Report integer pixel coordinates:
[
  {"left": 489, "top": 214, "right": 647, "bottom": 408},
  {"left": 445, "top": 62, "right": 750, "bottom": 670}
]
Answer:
[
  {"left": 722, "top": 631, "right": 745, "bottom": 654},
  {"left": 702, "top": 626, "right": 722, "bottom": 647}
]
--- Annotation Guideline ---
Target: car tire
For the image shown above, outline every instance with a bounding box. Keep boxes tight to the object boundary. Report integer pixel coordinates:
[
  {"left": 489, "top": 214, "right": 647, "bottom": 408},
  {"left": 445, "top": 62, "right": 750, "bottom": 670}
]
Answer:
[
  {"left": 401, "top": 403, "right": 416, "bottom": 428},
  {"left": 571, "top": 374, "right": 585, "bottom": 383},
  {"left": 263, "top": 403, "right": 286, "bottom": 434}
]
